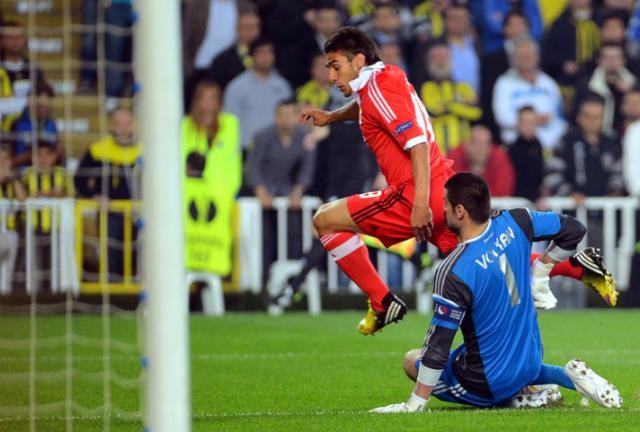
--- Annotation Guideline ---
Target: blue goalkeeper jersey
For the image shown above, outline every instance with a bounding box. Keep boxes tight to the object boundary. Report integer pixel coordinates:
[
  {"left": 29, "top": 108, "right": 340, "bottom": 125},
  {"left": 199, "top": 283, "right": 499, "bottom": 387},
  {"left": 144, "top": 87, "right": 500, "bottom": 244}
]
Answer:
[{"left": 421, "top": 208, "right": 585, "bottom": 403}]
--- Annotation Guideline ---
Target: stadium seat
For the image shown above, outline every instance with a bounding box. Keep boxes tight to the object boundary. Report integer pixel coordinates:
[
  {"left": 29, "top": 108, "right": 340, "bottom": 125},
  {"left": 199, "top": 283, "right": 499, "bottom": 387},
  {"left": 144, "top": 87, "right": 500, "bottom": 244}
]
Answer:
[{"left": 186, "top": 271, "right": 225, "bottom": 316}]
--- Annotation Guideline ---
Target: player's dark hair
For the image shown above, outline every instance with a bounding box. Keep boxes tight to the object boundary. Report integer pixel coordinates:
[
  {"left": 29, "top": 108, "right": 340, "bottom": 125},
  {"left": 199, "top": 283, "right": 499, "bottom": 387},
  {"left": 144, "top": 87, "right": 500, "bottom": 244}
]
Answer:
[
  {"left": 445, "top": 173, "right": 491, "bottom": 224},
  {"left": 324, "top": 26, "right": 381, "bottom": 65}
]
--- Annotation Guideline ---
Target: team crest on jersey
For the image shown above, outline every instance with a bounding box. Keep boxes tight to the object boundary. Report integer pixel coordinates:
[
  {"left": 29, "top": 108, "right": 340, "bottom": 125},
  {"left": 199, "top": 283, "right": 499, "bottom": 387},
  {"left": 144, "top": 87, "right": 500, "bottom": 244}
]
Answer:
[
  {"left": 435, "top": 302, "right": 464, "bottom": 323},
  {"left": 393, "top": 120, "right": 413, "bottom": 136}
]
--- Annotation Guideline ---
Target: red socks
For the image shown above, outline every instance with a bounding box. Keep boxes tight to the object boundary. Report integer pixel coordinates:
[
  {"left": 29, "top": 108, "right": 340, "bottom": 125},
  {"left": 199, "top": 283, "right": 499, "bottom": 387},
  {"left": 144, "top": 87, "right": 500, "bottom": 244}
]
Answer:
[
  {"left": 321, "top": 232, "right": 389, "bottom": 311},
  {"left": 529, "top": 253, "right": 584, "bottom": 280}
]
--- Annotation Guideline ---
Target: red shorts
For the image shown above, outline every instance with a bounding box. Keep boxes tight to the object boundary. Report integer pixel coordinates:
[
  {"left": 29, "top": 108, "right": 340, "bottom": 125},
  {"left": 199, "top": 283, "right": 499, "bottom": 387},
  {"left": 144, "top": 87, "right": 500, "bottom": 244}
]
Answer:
[{"left": 347, "top": 168, "right": 458, "bottom": 253}]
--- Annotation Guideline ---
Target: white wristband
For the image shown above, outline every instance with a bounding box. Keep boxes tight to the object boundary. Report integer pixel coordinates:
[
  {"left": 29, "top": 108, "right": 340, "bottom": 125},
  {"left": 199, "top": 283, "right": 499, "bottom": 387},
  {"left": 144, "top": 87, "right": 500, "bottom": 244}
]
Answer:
[
  {"left": 545, "top": 241, "right": 574, "bottom": 262},
  {"left": 417, "top": 365, "right": 443, "bottom": 387}
]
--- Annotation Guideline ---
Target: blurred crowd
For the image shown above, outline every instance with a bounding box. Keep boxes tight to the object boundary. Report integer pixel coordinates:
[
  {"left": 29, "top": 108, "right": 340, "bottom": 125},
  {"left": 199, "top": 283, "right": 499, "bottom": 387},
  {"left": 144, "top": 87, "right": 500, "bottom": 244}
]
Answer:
[
  {"left": 180, "top": 0, "right": 640, "bottom": 282},
  {"left": 1, "top": 0, "right": 640, "bottom": 291},
  {"left": 180, "top": 0, "right": 640, "bottom": 209},
  {"left": 0, "top": 1, "right": 138, "bottom": 288}
]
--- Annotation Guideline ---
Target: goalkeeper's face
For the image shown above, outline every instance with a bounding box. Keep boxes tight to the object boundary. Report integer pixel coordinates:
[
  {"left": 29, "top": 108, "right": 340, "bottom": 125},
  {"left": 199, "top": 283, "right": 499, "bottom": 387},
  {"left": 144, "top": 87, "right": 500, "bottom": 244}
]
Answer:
[{"left": 444, "top": 192, "right": 461, "bottom": 236}]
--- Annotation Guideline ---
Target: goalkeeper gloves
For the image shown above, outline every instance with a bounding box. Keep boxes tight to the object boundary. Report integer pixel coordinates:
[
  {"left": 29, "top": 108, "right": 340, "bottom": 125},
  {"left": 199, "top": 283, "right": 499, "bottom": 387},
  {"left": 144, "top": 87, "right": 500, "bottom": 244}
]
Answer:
[
  {"left": 531, "top": 259, "right": 558, "bottom": 310},
  {"left": 369, "top": 393, "right": 428, "bottom": 414}
]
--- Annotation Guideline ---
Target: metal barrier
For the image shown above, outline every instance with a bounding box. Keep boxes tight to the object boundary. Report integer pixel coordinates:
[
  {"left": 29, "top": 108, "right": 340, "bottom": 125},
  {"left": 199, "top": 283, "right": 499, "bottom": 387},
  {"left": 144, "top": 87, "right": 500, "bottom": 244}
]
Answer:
[
  {"left": 3, "top": 196, "right": 636, "bottom": 305},
  {"left": 74, "top": 199, "right": 141, "bottom": 294},
  {"left": 0, "top": 198, "right": 141, "bottom": 295},
  {"left": 237, "top": 195, "right": 639, "bottom": 313}
]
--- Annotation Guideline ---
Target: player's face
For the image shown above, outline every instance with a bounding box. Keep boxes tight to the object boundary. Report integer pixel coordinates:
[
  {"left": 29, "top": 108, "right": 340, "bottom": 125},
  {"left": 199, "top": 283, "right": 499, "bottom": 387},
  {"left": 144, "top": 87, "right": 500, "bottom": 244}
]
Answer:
[{"left": 326, "top": 51, "right": 363, "bottom": 97}]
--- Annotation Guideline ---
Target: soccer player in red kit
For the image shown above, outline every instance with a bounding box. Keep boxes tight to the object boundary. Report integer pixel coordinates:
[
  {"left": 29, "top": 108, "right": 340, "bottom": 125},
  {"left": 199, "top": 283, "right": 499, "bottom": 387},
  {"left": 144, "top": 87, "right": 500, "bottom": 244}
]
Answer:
[{"left": 300, "top": 27, "right": 617, "bottom": 335}]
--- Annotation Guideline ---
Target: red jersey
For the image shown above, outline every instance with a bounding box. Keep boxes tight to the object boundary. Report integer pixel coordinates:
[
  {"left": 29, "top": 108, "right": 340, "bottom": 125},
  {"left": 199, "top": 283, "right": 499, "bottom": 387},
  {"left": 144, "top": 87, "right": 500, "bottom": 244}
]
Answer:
[{"left": 352, "top": 62, "right": 451, "bottom": 186}]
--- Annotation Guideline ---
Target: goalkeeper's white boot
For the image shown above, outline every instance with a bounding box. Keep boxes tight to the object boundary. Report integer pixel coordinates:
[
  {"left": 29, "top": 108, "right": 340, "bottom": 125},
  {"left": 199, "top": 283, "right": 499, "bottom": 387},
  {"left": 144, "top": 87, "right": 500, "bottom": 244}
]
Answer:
[
  {"left": 511, "top": 384, "right": 563, "bottom": 408},
  {"left": 565, "top": 358, "right": 623, "bottom": 408}
]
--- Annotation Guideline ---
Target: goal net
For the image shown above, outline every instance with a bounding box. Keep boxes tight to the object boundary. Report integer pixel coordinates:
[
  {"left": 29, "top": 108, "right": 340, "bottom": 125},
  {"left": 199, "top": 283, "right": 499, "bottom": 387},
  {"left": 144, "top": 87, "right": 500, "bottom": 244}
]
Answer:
[{"left": 0, "top": 0, "right": 144, "bottom": 430}]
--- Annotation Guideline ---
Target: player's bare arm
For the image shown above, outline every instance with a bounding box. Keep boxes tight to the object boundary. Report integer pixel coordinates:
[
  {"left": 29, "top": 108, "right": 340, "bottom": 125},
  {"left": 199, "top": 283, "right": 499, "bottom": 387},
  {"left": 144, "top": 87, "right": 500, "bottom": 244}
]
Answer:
[
  {"left": 299, "top": 99, "right": 359, "bottom": 126},
  {"left": 410, "top": 143, "right": 433, "bottom": 241}
]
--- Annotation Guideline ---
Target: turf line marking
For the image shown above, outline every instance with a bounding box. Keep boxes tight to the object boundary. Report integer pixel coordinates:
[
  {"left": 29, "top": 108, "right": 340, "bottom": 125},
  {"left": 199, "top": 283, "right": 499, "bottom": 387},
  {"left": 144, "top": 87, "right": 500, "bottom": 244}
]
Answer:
[
  {"left": 2, "top": 407, "right": 639, "bottom": 423},
  {"left": 1, "top": 349, "right": 640, "bottom": 364}
]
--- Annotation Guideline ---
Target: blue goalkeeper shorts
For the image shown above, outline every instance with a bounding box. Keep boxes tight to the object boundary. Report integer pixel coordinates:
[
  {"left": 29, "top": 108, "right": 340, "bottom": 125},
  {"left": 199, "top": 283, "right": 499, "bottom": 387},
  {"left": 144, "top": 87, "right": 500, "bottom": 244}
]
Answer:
[{"left": 414, "top": 344, "right": 507, "bottom": 408}]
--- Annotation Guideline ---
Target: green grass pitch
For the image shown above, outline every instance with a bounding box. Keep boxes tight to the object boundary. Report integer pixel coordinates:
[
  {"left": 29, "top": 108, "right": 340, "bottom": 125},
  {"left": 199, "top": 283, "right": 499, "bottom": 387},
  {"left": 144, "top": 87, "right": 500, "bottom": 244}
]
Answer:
[{"left": 0, "top": 309, "right": 639, "bottom": 431}]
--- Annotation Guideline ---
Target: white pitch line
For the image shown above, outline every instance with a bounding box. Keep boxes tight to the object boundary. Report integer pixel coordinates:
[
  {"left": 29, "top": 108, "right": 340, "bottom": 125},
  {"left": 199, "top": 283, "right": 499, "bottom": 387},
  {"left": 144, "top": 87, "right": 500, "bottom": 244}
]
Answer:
[
  {"left": 0, "top": 351, "right": 404, "bottom": 363},
  {"left": 1, "top": 407, "right": 638, "bottom": 423},
  {"left": 1, "top": 349, "right": 639, "bottom": 364}
]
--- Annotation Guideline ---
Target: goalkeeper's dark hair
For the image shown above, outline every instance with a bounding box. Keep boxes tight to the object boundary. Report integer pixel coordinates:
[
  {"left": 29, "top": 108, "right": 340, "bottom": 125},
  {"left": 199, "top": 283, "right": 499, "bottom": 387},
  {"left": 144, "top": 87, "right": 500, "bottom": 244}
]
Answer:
[
  {"left": 445, "top": 173, "right": 491, "bottom": 224},
  {"left": 324, "top": 26, "right": 381, "bottom": 65}
]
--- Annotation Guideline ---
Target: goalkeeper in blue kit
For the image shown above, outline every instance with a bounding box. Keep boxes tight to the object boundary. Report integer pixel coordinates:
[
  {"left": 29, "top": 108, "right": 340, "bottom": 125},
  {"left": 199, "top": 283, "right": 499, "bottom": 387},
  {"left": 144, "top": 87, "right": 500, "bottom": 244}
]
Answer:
[{"left": 372, "top": 173, "right": 622, "bottom": 413}]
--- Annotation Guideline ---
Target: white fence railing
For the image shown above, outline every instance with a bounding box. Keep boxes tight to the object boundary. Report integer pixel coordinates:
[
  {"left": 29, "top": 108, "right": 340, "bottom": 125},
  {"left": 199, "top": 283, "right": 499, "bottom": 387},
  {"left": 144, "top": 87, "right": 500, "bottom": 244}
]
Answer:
[
  {"left": 237, "top": 196, "right": 639, "bottom": 313},
  {"left": 0, "top": 198, "right": 79, "bottom": 295},
  {"left": 2, "top": 196, "right": 637, "bottom": 309}
]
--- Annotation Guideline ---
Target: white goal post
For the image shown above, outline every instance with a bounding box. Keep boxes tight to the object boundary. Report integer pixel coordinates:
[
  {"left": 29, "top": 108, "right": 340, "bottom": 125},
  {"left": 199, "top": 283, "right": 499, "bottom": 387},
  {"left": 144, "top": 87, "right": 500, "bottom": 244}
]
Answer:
[{"left": 135, "top": 1, "right": 191, "bottom": 431}]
